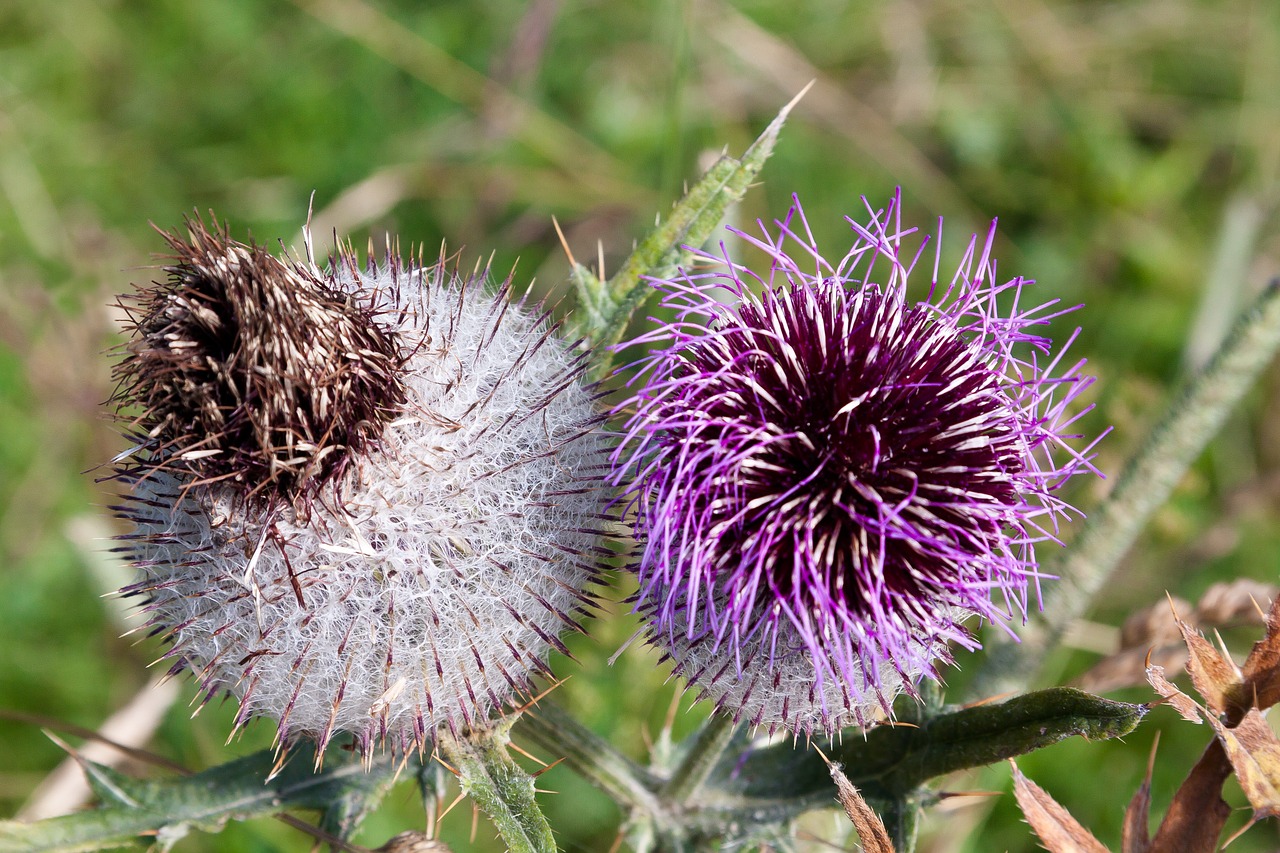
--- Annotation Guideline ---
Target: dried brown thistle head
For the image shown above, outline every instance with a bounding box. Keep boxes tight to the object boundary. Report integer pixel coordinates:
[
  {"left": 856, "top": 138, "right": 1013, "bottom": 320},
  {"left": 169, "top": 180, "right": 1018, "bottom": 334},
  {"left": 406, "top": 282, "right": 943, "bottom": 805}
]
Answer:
[{"left": 111, "top": 216, "right": 406, "bottom": 505}]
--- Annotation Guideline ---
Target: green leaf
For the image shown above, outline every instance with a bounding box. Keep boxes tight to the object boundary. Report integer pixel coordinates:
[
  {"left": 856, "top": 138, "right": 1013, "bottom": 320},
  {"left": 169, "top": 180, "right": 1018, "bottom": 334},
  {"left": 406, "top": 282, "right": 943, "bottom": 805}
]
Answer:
[
  {"left": 574, "top": 85, "right": 810, "bottom": 366},
  {"left": 683, "top": 688, "right": 1145, "bottom": 832},
  {"left": 0, "top": 746, "right": 400, "bottom": 853},
  {"left": 316, "top": 757, "right": 399, "bottom": 843}
]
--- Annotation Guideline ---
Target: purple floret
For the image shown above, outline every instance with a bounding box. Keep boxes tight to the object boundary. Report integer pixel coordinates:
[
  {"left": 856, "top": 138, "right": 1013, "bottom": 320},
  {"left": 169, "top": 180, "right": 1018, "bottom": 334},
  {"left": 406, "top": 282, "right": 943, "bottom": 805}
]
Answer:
[{"left": 611, "top": 191, "right": 1104, "bottom": 734}]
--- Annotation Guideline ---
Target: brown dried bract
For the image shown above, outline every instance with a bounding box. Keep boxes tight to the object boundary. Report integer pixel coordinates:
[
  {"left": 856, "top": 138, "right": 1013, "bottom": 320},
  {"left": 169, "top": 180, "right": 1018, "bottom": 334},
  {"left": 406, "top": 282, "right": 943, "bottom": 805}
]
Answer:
[
  {"left": 1148, "top": 741, "right": 1232, "bottom": 853},
  {"left": 1145, "top": 663, "right": 1202, "bottom": 725},
  {"left": 813, "top": 746, "right": 894, "bottom": 853},
  {"left": 1120, "top": 737, "right": 1154, "bottom": 853},
  {"left": 1241, "top": 593, "right": 1280, "bottom": 711},
  {"left": 111, "top": 216, "right": 407, "bottom": 506},
  {"left": 1009, "top": 761, "right": 1109, "bottom": 853},
  {"left": 1175, "top": 617, "right": 1245, "bottom": 721}
]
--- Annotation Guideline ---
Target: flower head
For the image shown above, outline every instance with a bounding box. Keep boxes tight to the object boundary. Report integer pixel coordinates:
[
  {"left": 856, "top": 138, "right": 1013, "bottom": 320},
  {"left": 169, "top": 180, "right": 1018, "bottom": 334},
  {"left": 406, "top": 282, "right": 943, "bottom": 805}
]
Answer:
[
  {"left": 112, "top": 220, "right": 610, "bottom": 755},
  {"left": 612, "top": 192, "right": 1101, "bottom": 735}
]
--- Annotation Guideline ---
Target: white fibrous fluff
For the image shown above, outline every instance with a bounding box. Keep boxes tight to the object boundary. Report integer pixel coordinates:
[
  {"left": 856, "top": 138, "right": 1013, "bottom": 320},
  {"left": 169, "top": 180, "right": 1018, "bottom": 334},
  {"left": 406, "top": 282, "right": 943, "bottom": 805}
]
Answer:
[{"left": 113, "top": 225, "right": 609, "bottom": 756}]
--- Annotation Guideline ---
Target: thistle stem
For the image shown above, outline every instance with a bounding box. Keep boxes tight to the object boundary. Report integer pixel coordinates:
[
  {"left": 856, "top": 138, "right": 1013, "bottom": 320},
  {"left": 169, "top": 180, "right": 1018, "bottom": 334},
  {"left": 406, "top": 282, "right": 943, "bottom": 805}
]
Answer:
[
  {"left": 658, "top": 713, "right": 739, "bottom": 803},
  {"left": 517, "top": 702, "right": 666, "bottom": 818},
  {"left": 435, "top": 724, "right": 556, "bottom": 853},
  {"left": 968, "top": 277, "right": 1280, "bottom": 700}
]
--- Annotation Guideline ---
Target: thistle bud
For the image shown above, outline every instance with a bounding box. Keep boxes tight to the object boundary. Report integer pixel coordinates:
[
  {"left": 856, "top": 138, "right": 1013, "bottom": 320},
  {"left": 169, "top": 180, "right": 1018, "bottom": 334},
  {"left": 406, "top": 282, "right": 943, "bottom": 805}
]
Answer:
[{"left": 111, "top": 219, "right": 609, "bottom": 755}]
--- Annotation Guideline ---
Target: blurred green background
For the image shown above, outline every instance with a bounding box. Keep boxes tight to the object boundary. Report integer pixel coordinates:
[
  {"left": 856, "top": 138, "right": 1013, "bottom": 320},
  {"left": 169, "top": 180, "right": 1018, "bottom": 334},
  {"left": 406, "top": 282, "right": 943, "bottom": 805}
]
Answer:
[{"left": 1, "top": 0, "right": 1279, "bottom": 850}]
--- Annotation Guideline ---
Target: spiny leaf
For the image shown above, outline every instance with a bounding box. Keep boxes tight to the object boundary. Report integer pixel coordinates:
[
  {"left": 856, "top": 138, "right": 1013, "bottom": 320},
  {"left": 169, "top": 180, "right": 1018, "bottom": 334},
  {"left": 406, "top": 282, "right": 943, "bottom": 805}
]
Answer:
[
  {"left": 0, "top": 746, "right": 396, "bottom": 853},
  {"left": 1176, "top": 613, "right": 1246, "bottom": 719},
  {"left": 676, "top": 688, "right": 1143, "bottom": 836},
  {"left": 1146, "top": 663, "right": 1203, "bottom": 724},
  {"left": 1010, "top": 762, "right": 1110, "bottom": 853},
  {"left": 576, "top": 85, "right": 810, "bottom": 363},
  {"left": 1205, "top": 709, "right": 1280, "bottom": 823},
  {"left": 316, "top": 757, "right": 399, "bottom": 843},
  {"left": 1120, "top": 737, "right": 1155, "bottom": 853},
  {"left": 864, "top": 689, "right": 1146, "bottom": 795},
  {"left": 1242, "top": 592, "right": 1280, "bottom": 711}
]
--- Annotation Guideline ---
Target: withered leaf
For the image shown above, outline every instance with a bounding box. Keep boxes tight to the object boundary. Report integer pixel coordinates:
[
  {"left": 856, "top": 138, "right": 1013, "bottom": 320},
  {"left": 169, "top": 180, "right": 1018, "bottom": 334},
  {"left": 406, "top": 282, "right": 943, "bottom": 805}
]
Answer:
[
  {"left": 1242, "top": 592, "right": 1280, "bottom": 712},
  {"left": 1205, "top": 708, "right": 1280, "bottom": 822},
  {"left": 1146, "top": 664, "right": 1203, "bottom": 724},
  {"left": 1194, "top": 579, "right": 1275, "bottom": 626},
  {"left": 1122, "top": 596, "right": 1193, "bottom": 648},
  {"left": 1079, "top": 645, "right": 1188, "bottom": 695},
  {"left": 1120, "top": 738, "right": 1155, "bottom": 853},
  {"left": 1149, "top": 740, "right": 1233, "bottom": 852},
  {"left": 1010, "top": 761, "right": 1110, "bottom": 853},
  {"left": 1176, "top": 617, "right": 1245, "bottom": 719}
]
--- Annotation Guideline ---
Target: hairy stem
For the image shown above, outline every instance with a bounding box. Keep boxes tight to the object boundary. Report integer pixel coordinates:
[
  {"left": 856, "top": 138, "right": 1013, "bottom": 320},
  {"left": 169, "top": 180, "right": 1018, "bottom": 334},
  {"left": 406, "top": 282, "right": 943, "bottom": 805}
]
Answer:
[
  {"left": 436, "top": 723, "right": 556, "bottom": 853},
  {"left": 517, "top": 702, "right": 666, "bottom": 818}
]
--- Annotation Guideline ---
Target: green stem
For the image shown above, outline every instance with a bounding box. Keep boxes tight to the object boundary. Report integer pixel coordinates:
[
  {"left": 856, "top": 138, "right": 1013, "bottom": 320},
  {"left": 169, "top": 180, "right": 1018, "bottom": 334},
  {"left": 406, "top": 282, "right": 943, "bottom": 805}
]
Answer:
[
  {"left": 882, "top": 795, "right": 921, "bottom": 853},
  {"left": 659, "top": 713, "right": 738, "bottom": 803},
  {"left": 436, "top": 722, "right": 556, "bottom": 853},
  {"left": 968, "top": 277, "right": 1280, "bottom": 700},
  {"left": 516, "top": 701, "right": 665, "bottom": 818}
]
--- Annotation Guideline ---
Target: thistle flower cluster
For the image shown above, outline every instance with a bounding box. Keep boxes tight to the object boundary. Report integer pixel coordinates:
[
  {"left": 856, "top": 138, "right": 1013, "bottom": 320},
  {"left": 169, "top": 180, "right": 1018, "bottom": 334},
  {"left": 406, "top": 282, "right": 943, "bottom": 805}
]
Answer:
[
  {"left": 611, "top": 193, "right": 1101, "bottom": 735},
  {"left": 112, "top": 221, "right": 609, "bottom": 754}
]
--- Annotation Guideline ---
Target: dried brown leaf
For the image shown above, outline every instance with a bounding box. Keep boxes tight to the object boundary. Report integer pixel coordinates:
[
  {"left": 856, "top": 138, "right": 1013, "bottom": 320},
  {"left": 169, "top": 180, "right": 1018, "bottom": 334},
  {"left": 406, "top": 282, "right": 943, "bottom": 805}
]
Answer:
[
  {"left": 1149, "top": 740, "right": 1232, "bottom": 853},
  {"left": 1010, "top": 761, "right": 1110, "bottom": 853},
  {"left": 1205, "top": 708, "right": 1280, "bottom": 822},
  {"left": 818, "top": 750, "right": 894, "bottom": 853},
  {"left": 1146, "top": 664, "right": 1204, "bottom": 724},
  {"left": 1175, "top": 618, "right": 1244, "bottom": 719},
  {"left": 1079, "top": 645, "right": 1188, "bottom": 694},
  {"left": 1121, "top": 736, "right": 1156, "bottom": 853},
  {"left": 1193, "top": 580, "right": 1276, "bottom": 626},
  {"left": 1123, "top": 597, "right": 1195, "bottom": 648},
  {"left": 1241, "top": 592, "right": 1280, "bottom": 712}
]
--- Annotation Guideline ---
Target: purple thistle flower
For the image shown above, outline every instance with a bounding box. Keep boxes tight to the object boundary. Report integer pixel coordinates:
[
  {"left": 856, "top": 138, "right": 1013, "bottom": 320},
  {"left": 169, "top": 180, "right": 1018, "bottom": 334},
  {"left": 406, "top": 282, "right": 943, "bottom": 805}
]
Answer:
[{"left": 611, "top": 191, "right": 1103, "bottom": 735}]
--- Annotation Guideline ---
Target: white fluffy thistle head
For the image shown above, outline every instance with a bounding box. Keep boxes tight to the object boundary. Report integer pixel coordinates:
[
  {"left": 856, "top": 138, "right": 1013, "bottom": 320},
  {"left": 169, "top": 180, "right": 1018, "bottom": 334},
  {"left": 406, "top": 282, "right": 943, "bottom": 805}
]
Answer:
[{"left": 112, "top": 220, "right": 610, "bottom": 756}]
